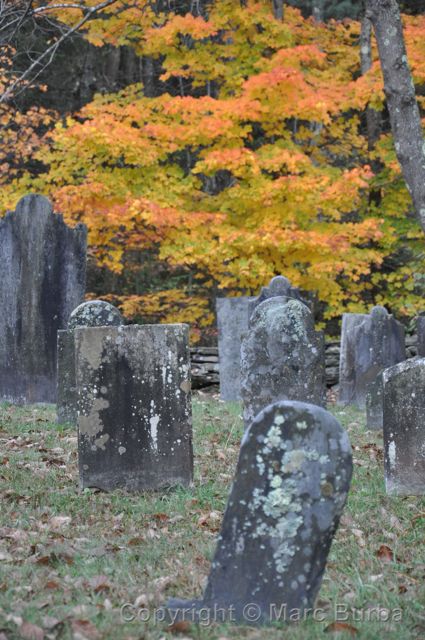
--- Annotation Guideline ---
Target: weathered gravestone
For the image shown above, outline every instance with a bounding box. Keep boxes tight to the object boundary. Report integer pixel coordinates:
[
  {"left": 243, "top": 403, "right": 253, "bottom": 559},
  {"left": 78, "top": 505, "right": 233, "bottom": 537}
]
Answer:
[
  {"left": 339, "top": 306, "right": 405, "bottom": 409},
  {"left": 383, "top": 358, "right": 425, "bottom": 496},
  {"left": 0, "top": 194, "right": 87, "bottom": 403},
  {"left": 240, "top": 297, "right": 326, "bottom": 428},
  {"left": 166, "top": 400, "right": 353, "bottom": 625},
  {"left": 365, "top": 371, "right": 384, "bottom": 430},
  {"left": 417, "top": 315, "right": 425, "bottom": 357},
  {"left": 75, "top": 324, "right": 193, "bottom": 491},
  {"left": 248, "top": 275, "right": 308, "bottom": 316},
  {"left": 217, "top": 296, "right": 254, "bottom": 401},
  {"left": 57, "top": 301, "right": 124, "bottom": 424},
  {"left": 217, "top": 277, "right": 308, "bottom": 402}
]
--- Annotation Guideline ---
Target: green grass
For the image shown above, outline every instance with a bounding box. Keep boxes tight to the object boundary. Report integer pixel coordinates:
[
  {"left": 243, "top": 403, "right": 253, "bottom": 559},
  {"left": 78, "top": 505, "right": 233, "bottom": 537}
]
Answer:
[{"left": 0, "top": 396, "right": 424, "bottom": 639}]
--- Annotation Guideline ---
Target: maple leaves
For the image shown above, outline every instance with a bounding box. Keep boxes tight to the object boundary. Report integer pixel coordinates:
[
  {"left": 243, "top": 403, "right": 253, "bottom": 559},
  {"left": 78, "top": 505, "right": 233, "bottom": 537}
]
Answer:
[{"left": 1, "top": 1, "right": 424, "bottom": 332}]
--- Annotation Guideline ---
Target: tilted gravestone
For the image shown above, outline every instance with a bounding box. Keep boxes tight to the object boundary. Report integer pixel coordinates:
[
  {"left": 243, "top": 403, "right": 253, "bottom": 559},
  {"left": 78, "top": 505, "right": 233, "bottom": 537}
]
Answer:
[
  {"left": 339, "top": 306, "right": 405, "bottom": 409},
  {"left": 166, "top": 400, "right": 352, "bottom": 625},
  {"left": 240, "top": 297, "right": 326, "bottom": 428},
  {"left": 0, "top": 194, "right": 87, "bottom": 403},
  {"left": 216, "top": 296, "right": 254, "bottom": 401},
  {"left": 217, "top": 277, "right": 308, "bottom": 402},
  {"left": 417, "top": 315, "right": 425, "bottom": 357},
  {"left": 75, "top": 324, "right": 193, "bottom": 491},
  {"left": 383, "top": 358, "right": 425, "bottom": 496},
  {"left": 57, "top": 301, "right": 124, "bottom": 424}
]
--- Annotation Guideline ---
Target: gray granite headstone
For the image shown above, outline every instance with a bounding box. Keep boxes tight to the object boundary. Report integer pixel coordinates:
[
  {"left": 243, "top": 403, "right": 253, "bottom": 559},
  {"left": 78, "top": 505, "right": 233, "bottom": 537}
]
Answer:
[
  {"left": 216, "top": 296, "right": 253, "bottom": 401},
  {"left": 57, "top": 301, "right": 124, "bottom": 424},
  {"left": 166, "top": 400, "right": 352, "bottom": 625},
  {"left": 75, "top": 324, "right": 193, "bottom": 491},
  {"left": 417, "top": 315, "right": 425, "bottom": 357},
  {"left": 338, "top": 306, "right": 405, "bottom": 408},
  {"left": 240, "top": 298, "right": 326, "bottom": 428},
  {"left": 383, "top": 357, "right": 425, "bottom": 496},
  {"left": 0, "top": 194, "right": 87, "bottom": 404}
]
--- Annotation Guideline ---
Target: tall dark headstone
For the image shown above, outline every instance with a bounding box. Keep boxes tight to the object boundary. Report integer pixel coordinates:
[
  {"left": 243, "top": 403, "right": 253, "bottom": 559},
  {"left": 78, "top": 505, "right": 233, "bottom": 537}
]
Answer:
[
  {"left": 383, "top": 358, "right": 425, "bottom": 496},
  {"left": 365, "top": 371, "right": 384, "bottom": 430},
  {"left": 339, "top": 306, "right": 405, "bottom": 408},
  {"left": 240, "top": 297, "right": 326, "bottom": 428},
  {"left": 0, "top": 195, "right": 87, "bottom": 403},
  {"left": 57, "top": 301, "right": 124, "bottom": 424},
  {"left": 417, "top": 314, "right": 425, "bottom": 357},
  {"left": 166, "top": 400, "right": 352, "bottom": 625},
  {"left": 216, "top": 296, "right": 253, "bottom": 401},
  {"left": 75, "top": 324, "right": 193, "bottom": 491}
]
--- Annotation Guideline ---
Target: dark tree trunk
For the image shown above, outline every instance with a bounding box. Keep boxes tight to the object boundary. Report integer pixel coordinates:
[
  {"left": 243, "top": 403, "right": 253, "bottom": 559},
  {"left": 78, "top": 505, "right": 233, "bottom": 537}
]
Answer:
[
  {"left": 365, "top": 0, "right": 425, "bottom": 232},
  {"left": 272, "top": 0, "right": 284, "bottom": 20}
]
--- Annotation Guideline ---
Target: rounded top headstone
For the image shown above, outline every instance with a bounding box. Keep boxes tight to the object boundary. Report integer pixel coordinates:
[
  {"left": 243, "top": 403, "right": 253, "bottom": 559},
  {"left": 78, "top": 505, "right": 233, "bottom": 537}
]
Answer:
[
  {"left": 68, "top": 300, "right": 123, "bottom": 329},
  {"left": 267, "top": 276, "right": 291, "bottom": 295},
  {"left": 250, "top": 296, "right": 310, "bottom": 329},
  {"left": 371, "top": 305, "right": 388, "bottom": 319}
]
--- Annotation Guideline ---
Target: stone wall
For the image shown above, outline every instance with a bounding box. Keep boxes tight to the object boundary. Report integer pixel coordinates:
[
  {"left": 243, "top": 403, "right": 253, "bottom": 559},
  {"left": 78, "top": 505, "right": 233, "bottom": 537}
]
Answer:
[{"left": 191, "top": 336, "right": 419, "bottom": 389}]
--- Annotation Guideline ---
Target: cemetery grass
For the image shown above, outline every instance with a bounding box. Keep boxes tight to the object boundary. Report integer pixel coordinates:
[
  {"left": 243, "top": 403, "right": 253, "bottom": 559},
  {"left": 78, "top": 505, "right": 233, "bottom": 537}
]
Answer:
[{"left": 0, "top": 396, "right": 424, "bottom": 640}]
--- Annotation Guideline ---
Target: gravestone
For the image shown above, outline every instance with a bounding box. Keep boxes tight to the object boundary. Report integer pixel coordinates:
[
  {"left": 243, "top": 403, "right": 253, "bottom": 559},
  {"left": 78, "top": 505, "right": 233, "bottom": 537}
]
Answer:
[
  {"left": 216, "top": 296, "right": 253, "bottom": 401},
  {"left": 417, "top": 315, "right": 425, "bottom": 357},
  {"left": 57, "top": 301, "right": 124, "bottom": 424},
  {"left": 249, "top": 275, "right": 308, "bottom": 317},
  {"left": 339, "top": 306, "right": 405, "bottom": 408},
  {"left": 217, "top": 276, "right": 307, "bottom": 402},
  {"left": 240, "top": 297, "right": 326, "bottom": 428},
  {"left": 383, "top": 358, "right": 425, "bottom": 496},
  {"left": 0, "top": 194, "right": 87, "bottom": 403},
  {"left": 166, "top": 400, "right": 352, "bottom": 625},
  {"left": 75, "top": 324, "right": 193, "bottom": 491},
  {"left": 365, "top": 371, "right": 384, "bottom": 430}
]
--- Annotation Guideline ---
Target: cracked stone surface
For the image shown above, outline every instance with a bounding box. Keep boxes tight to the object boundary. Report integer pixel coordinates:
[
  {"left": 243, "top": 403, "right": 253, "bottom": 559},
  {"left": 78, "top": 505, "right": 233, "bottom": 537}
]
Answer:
[
  {"left": 57, "top": 301, "right": 123, "bottom": 424},
  {"left": 383, "top": 357, "right": 425, "bottom": 496},
  {"left": 167, "top": 400, "right": 352, "bottom": 625},
  {"left": 240, "top": 297, "right": 326, "bottom": 428},
  {"left": 75, "top": 324, "right": 193, "bottom": 491}
]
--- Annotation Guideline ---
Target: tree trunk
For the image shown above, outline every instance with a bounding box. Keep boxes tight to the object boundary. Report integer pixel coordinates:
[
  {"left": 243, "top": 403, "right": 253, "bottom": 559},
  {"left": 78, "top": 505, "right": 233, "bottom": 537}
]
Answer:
[
  {"left": 312, "top": 0, "right": 325, "bottom": 22},
  {"left": 360, "top": 15, "right": 382, "bottom": 150},
  {"left": 365, "top": 0, "right": 425, "bottom": 231},
  {"left": 272, "top": 0, "right": 284, "bottom": 20}
]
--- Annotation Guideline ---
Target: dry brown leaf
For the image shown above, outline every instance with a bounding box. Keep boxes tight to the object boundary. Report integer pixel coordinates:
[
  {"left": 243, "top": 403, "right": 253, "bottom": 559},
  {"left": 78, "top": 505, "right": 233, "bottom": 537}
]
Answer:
[
  {"left": 87, "top": 575, "right": 111, "bottom": 593},
  {"left": 19, "top": 622, "right": 45, "bottom": 640},
  {"left": 49, "top": 516, "right": 72, "bottom": 530},
  {"left": 376, "top": 544, "right": 394, "bottom": 562},
  {"left": 167, "top": 620, "right": 191, "bottom": 634},
  {"left": 70, "top": 619, "right": 101, "bottom": 640},
  {"left": 325, "top": 621, "right": 358, "bottom": 635}
]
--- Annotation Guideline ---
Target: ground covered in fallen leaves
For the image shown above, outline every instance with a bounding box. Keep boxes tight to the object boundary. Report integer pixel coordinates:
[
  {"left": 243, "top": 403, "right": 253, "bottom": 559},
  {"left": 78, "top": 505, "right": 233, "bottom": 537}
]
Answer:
[{"left": 0, "top": 394, "right": 424, "bottom": 640}]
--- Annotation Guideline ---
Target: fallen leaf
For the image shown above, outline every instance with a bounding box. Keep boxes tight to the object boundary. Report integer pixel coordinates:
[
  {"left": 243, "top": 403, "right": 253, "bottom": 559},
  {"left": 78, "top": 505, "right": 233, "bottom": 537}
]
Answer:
[
  {"left": 88, "top": 575, "right": 111, "bottom": 593},
  {"left": 41, "top": 616, "right": 61, "bottom": 630},
  {"left": 49, "top": 516, "right": 72, "bottom": 530},
  {"left": 19, "top": 622, "right": 45, "bottom": 640},
  {"left": 167, "top": 620, "right": 191, "bottom": 634},
  {"left": 70, "top": 619, "right": 101, "bottom": 640},
  {"left": 325, "top": 622, "right": 358, "bottom": 635},
  {"left": 376, "top": 544, "right": 394, "bottom": 562}
]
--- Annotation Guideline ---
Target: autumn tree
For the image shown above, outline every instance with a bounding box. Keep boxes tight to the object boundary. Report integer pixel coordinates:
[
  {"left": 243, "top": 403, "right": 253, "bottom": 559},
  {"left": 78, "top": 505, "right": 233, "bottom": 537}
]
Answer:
[
  {"left": 365, "top": 0, "right": 425, "bottom": 232},
  {"left": 1, "top": 1, "right": 424, "bottom": 337}
]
